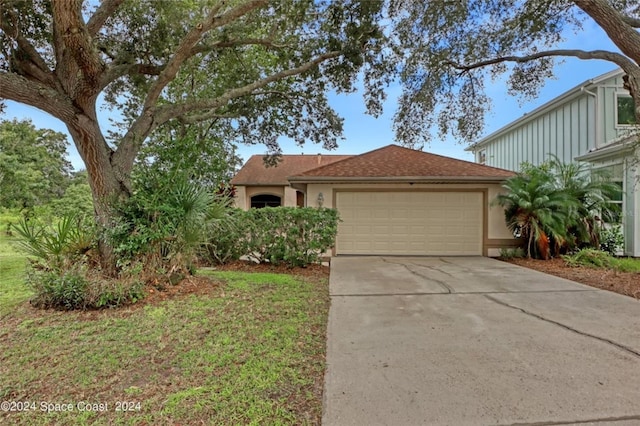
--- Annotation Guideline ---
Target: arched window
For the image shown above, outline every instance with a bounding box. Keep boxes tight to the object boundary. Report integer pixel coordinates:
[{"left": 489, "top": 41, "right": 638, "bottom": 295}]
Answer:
[{"left": 250, "top": 194, "right": 281, "bottom": 208}]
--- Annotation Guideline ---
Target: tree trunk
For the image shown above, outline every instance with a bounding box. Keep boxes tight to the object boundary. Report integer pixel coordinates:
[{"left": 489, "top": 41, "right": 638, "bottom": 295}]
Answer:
[
  {"left": 622, "top": 71, "right": 640, "bottom": 124},
  {"left": 66, "top": 114, "right": 131, "bottom": 275}
]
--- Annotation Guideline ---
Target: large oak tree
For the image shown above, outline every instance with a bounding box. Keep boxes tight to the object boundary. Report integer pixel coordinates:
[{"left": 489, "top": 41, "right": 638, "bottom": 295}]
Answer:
[
  {"left": 388, "top": 0, "right": 640, "bottom": 146},
  {"left": 0, "top": 0, "right": 388, "bottom": 269}
]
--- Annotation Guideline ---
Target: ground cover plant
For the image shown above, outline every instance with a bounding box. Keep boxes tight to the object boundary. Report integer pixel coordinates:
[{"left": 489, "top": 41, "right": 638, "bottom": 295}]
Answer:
[
  {"left": 562, "top": 249, "right": 640, "bottom": 273},
  {"left": 0, "top": 266, "right": 330, "bottom": 425}
]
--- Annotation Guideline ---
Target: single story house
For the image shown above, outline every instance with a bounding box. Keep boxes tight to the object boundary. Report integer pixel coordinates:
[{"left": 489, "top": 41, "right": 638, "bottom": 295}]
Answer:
[
  {"left": 230, "top": 153, "right": 351, "bottom": 208},
  {"left": 233, "top": 144, "right": 518, "bottom": 257},
  {"left": 465, "top": 68, "right": 639, "bottom": 257}
]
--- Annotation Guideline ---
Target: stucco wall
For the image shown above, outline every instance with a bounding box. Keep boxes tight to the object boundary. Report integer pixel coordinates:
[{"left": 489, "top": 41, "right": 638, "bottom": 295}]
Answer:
[{"left": 233, "top": 185, "right": 300, "bottom": 210}]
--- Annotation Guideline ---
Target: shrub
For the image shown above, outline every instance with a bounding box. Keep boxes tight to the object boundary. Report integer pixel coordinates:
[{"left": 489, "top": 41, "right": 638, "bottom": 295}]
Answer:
[
  {"left": 599, "top": 225, "right": 624, "bottom": 255},
  {"left": 499, "top": 247, "right": 525, "bottom": 259},
  {"left": 27, "top": 267, "right": 145, "bottom": 310},
  {"left": 94, "top": 279, "right": 145, "bottom": 308},
  {"left": 28, "top": 268, "right": 89, "bottom": 310},
  {"left": 106, "top": 177, "right": 228, "bottom": 274},
  {"left": 201, "top": 209, "right": 246, "bottom": 264},
  {"left": 495, "top": 158, "right": 621, "bottom": 259},
  {"left": 562, "top": 248, "right": 613, "bottom": 269},
  {"left": 12, "top": 212, "right": 95, "bottom": 272},
  {"left": 202, "top": 207, "right": 339, "bottom": 267}
]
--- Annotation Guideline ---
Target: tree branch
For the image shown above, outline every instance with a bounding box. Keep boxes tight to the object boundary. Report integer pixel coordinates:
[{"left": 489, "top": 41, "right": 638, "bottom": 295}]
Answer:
[
  {"left": 447, "top": 49, "right": 637, "bottom": 76},
  {"left": 113, "top": 49, "right": 340, "bottom": 175},
  {"left": 142, "top": 0, "right": 267, "bottom": 112},
  {"left": 0, "top": 72, "right": 76, "bottom": 123},
  {"left": 178, "top": 112, "right": 241, "bottom": 124},
  {"left": 0, "top": 7, "right": 54, "bottom": 86},
  {"left": 99, "top": 63, "right": 165, "bottom": 91},
  {"left": 86, "top": 0, "right": 126, "bottom": 36},
  {"left": 190, "top": 38, "right": 291, "bottom": 54},
  {"left": 51, "top": 0, "right": 104, "bottom": 89},
  {"left": 156, "top": 51, "right": 341, "bottom": 124},
  {"left": 573, "top": 0, "right": 640, "bottom": 65},
  {"left": 621, "top": 15, "right": 640, "bottom": 28}
]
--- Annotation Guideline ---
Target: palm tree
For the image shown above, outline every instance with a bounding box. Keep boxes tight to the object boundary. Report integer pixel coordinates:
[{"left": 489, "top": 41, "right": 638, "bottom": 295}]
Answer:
[
  {"left": 495, "top": 167, "right": 579, "bottom": 259},
  {"left": 546, "top": 156, "right": 621, "bottom": 249}
]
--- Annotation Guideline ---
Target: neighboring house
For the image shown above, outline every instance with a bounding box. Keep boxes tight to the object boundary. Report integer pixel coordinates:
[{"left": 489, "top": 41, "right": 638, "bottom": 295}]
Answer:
[
  {"left": 466, "top": 69, "right": 640, "bottom": 257},
  {"left": 233, "top": 144, "right": 518, "bottom": 257}
]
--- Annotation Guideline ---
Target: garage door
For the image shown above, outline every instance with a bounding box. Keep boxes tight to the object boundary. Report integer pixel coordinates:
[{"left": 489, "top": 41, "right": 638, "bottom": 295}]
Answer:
[{"left": 336, "top": 191, "right": 483, "bottom": 255}]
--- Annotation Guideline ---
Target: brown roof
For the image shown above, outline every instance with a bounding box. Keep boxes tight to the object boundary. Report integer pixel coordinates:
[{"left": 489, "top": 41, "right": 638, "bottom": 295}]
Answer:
[
  {"left": 231, "top": 154, "right": 353, "bottom": 185},
  {"left": 289, "top": 144, "right": 515, "bottom": 181}
]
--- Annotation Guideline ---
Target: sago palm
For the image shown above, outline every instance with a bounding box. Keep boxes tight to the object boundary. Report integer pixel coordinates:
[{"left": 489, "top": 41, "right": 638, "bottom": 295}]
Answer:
[
  {"left": 495, "top": 169, "right": 579, "bottom": 259},
  {"left": 546, "top": 156, "right": 621, "bottom": 248}
]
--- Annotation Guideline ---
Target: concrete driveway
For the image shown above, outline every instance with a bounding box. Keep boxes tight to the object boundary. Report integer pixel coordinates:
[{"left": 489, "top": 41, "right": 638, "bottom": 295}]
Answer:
[{"left": 323, "top": 257, "right": 640, "bottom": 426}]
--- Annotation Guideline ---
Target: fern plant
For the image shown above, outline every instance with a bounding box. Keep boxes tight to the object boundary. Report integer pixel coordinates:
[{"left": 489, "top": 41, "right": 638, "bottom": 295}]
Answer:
[{"left": 12, "top": 213, "right": 94, "bottom": 271}]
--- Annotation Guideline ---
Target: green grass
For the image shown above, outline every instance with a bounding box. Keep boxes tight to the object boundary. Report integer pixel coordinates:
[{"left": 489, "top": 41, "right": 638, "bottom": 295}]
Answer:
[
  {"left": 0, "top": 211, "right": 32, "bottom": 317},
  {"left": 0, "top": 267, "right": 330, "bottom": 425},
  {"left": 610, "top": 257, "right": 640, "bottom": 273},
  {"left": 563, "top": 248, "right": 640, "bottom": 273}
]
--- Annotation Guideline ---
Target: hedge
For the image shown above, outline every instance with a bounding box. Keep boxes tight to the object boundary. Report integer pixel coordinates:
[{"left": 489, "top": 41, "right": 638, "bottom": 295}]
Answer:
[{"left": 203, "top": 207, "right": 339, "bottom": 267}]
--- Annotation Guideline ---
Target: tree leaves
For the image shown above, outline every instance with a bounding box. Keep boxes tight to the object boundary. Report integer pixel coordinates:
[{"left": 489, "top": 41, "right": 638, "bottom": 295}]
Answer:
[
  {"left": 387, "top": 0, "right": 640, "bottom": 145},
  {"left": 0, "top": 118, "right": 72, "bottom": 208}
]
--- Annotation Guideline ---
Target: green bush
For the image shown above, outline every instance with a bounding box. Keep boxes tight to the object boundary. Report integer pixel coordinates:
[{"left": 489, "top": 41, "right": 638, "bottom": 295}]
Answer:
[
  {"left": 201, "top": 209, "right": 246, "bottom": 264},
  {"left": 106, "top": 177, "right": 228, "bottom": 273},
  {"left": 562, "top": 248, "right": 613, "bottom": 269},
  {"left": 600, "top": 225, "right": 624, "bottom": 255},
  {"left": 202, "top": 207, "right": 339, "bottom": 267},
  {"left": 12, "top": 212, "right": 95, "bottom": 272},
  {"left": 94, "top": 280, "right": 145, "bottom": 308},
  {"left": 28, "top": 269, "right": 89, "bottom": 310},
  {"left": 27, "top": 267, "right": 145, "bottom": 310},
  {"left": 499, "top": 247, "right": 525, "bottom": 259}
]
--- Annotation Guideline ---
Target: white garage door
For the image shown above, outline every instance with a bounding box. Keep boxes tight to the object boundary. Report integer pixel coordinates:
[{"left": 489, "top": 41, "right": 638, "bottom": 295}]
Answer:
[{"left": 336, "top": 191, "right": 483, "bottom": 256}]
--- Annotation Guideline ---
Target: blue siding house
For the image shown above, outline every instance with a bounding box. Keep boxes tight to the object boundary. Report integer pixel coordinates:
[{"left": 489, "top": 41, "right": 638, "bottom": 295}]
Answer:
[{"left": 467, "top": 69, "right": 639, "bottom": 257}]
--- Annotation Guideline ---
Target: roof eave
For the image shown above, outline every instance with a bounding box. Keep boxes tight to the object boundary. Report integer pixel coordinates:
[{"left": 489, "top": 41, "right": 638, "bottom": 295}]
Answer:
[
  {"left": 231, "top": 182, "right": 289, "bottom": 186},
  {"left": 575, "top": 144, "right": 636, "bottom": 162},
  {"left": 287, "top": 176, "right": 511, "bottom": 184}
]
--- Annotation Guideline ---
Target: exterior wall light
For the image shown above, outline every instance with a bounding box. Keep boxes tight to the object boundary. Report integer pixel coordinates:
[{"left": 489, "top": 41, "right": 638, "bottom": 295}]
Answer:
[{"left": 317, "top": 192, "right": 324, "bottom": 207}]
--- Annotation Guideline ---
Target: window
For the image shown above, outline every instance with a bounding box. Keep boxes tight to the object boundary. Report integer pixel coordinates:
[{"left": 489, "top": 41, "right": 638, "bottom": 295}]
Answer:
[
  {"left": 250, "top": 194, "right": 281, "bottom": 208},
  {"left": 616, "top": 95, "right": 636, "bottom": 125},
  {"left": 478, "top": 149, "right": 486, "bottom": 165},
  {"left": 595, "top": 164, "right": 624, "bottom": 223}
]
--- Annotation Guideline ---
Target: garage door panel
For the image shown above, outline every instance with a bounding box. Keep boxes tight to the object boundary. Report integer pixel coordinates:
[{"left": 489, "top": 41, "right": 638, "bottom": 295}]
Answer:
[{"left": 336, "top": 191, "right": 483, "bottom": 256}]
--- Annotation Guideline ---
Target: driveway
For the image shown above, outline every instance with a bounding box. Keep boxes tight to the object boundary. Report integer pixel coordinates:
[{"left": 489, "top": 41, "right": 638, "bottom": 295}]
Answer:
[{"left": 323, "top": 257, "right": 640, "bottom": 426}]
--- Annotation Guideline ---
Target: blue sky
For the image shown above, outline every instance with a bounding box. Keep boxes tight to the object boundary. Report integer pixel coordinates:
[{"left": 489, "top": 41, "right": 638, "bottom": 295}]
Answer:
[{"left": 2, "top": 18, "right": 619, "bottom": 171}]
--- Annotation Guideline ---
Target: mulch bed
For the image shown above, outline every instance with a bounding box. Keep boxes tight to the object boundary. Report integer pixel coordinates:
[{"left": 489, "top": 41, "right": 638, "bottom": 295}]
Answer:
[
  {"left": 206, "top": 260, "right": 330, "bottom": 280},
  {"left": 141, "top": 261, "right": 329, "bottom": 304},
  {"left": 502, "top": 257, "right": 640, "bottom": 299}
]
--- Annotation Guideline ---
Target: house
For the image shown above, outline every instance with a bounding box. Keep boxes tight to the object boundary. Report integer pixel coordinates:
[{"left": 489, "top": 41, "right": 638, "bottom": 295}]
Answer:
[
  {"left": 466, "top": 69, "right": 640, "bottom": 257},
  {"left": 230, "top": 154, "right": 351, "bottom": 209},
  {"left": 233, "top": 144, "right": 518, "bottom": 257}
]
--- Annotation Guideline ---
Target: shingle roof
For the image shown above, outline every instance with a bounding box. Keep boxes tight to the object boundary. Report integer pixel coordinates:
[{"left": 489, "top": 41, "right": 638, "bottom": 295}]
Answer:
[
  {"left": 289, "top": 144, "right": 515, "bottom": 181},
  {"left": 231, "top": 154, "right": 353, "bottom": 185}
]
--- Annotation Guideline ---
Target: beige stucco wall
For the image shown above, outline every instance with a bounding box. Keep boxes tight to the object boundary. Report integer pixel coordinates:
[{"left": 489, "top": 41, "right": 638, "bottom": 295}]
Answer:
[
  {"left": 233, "top": 185, "right": 247, "bottom": 209},
  {"left": 233, "top": 185, "right": 300, "bottom": 210},
  {"left": 305, "top": 182, "right": 517, "bottom": 256}
]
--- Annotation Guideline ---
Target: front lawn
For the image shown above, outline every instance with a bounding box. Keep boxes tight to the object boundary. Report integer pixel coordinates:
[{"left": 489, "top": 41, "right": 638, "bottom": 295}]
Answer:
[
  {"left": 0, "top": 213, "right": 32, "bottom": 317},
  {"left": 0, "top": 267, "right": 330, "bottom": 425}
]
